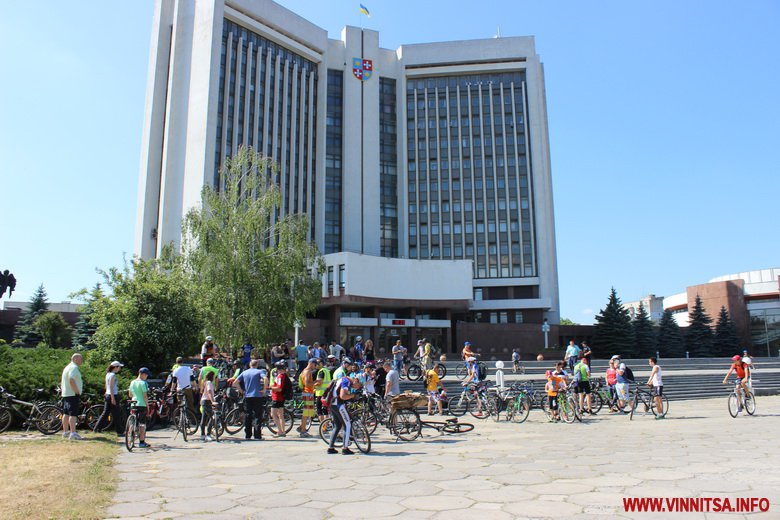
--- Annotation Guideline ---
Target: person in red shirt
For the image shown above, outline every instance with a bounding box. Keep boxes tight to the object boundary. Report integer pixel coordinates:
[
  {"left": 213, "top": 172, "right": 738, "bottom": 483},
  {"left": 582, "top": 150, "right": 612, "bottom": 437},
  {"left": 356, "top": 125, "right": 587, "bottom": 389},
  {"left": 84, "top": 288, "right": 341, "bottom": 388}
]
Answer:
[
  {"left": 723, "top": 354, "right": 752, "bottom": 400},
  {"left": 269, "top": 362, "right": 288, "bottom": 436}
]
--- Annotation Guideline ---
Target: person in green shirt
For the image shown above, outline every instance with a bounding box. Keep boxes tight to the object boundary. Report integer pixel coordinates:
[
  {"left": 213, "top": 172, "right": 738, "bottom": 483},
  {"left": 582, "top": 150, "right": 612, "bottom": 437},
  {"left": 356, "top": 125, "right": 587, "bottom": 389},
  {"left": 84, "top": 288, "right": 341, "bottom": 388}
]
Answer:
[
  {"left": 314, "top": 358, "right": 332, "bottom": 424},
  {"left": 200, "top": 358, "right": 220, "bottom": 391},
  {"left": 129, "top": 368, "right": 151, "bottom": 448},
  {"left": 573, "top": 357, "right": 593, "bottom": 414}
]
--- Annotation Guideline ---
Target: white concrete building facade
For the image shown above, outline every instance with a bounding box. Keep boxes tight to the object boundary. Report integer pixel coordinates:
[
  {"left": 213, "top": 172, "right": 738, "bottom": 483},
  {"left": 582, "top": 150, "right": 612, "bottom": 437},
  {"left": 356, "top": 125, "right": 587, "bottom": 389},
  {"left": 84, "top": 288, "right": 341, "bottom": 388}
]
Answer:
[{"left": 135, "top": 0, "right": 560, "bottom": 352}]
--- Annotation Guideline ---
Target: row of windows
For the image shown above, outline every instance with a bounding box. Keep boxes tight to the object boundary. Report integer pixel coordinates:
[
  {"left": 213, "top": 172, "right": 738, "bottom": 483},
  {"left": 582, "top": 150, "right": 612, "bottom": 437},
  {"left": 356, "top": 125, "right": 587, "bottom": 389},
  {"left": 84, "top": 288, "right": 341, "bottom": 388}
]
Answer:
[
  {"left": 325, "top": 69, "right": 344, "bottom": 254},
  {"left": 380, "top": 78, "right": 399, "bottom": 258},
  {"left": 406, "top": 73, "right": 526, "bottom": 91}
]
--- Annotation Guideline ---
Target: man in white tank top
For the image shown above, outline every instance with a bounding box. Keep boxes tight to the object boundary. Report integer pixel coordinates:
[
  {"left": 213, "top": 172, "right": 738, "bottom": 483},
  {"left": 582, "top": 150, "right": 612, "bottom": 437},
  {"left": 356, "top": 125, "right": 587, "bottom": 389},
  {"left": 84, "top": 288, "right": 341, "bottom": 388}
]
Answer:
[{"left": 647, "top": 357, "right": 664, "bottom": 419}]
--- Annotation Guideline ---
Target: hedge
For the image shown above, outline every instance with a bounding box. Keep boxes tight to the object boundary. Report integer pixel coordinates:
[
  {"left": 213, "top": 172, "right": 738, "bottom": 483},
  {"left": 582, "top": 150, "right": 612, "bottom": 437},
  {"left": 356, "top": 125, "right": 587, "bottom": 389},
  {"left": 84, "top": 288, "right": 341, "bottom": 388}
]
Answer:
[{"left": 0, "top": 345, "right": 132, "bottom": 403}]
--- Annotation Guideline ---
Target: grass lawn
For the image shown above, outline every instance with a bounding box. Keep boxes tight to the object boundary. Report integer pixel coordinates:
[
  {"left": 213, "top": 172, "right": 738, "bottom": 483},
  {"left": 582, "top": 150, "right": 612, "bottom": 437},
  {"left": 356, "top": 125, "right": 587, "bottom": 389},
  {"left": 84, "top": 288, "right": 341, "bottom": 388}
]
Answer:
[{"left": 0, "top": 433, "right": 119, "bottom": 520}]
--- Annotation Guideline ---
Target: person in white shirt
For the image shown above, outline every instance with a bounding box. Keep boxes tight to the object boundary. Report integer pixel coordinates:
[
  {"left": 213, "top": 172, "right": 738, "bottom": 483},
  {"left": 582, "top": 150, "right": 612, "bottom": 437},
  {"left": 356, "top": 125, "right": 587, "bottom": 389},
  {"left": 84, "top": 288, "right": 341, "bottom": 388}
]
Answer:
[
  {"left": 171, "top": 362, "right": 197, "bottom": 416},
  {"left": 329, "top": 340, "right": 344, "bottom": 360},
  {"left": 93, "top": 361, "right": 124, "bottom": 434},
  {"left": 646, "top": 357, "right": 665, "bottom": 419}
]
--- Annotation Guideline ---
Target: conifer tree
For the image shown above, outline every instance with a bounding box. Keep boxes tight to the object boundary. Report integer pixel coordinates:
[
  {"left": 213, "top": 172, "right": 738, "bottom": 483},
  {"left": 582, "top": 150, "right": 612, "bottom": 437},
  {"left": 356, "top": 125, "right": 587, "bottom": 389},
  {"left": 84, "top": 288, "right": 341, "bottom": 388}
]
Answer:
[
  {"left": 633, "top": 302, "right": 657, "bottom": 358},
  {"left": 686, "top": 295, "right": 713, "bottom": 357},
  {"left": 72, "top": 284, "right": 103, "bottom": 349},
  {"left": 13, "top": 284, "right": 50, "bottom": 346},
  {"left": 593, "top": 287, "right": 636, "bottom": 358},
  {"left": 713, "top": 306, "right": 740, "bottom": 357},
  {"left": 657, "top": 309, "right": 685, "bottom": 358}
]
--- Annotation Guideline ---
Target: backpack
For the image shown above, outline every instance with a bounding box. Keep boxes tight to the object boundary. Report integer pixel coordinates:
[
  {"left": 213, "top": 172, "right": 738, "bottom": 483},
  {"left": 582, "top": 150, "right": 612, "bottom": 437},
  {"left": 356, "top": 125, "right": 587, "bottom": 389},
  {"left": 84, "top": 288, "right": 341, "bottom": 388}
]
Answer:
[
  {"left": 623, "top": 366, "right": 635, "bottom": 383},
  {"left": 320, "top": 380, "right": 337, "bottom": 408},
  {"left": 477, "top": 362, "right": 487, "bottom": 381},
  {"left": 281, "top": 373, "right": 294, "bottom": 400}
]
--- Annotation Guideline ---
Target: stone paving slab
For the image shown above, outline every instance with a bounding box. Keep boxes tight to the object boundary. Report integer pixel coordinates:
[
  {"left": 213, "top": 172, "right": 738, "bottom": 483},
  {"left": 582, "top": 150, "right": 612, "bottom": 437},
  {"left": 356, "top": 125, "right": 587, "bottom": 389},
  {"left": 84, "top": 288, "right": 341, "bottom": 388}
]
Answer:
[{"left": 106, "top": 396, "right": 780, "bottom": 519}]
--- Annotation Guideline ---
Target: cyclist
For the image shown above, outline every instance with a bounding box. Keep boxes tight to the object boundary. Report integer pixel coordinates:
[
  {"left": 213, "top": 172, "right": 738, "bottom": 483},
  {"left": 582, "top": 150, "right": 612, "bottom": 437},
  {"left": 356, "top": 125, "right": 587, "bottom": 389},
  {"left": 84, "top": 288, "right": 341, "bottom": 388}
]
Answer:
[
  {"left": 240, "top": 340, "right": 254, "bottom": 369},
  {"left": 171, "top": 360, "right": 198, "bottom": 417},
  {"left": 128, "top": 367, "right": 152, "bottom": 448},
  {"left": 297, "top": 358, "right": 317, "bottom": 438},
  {"left": 646, "top": 357, "right": 665, "bottom": 419},
  {"left": 462, "top": 356, "right": 483, "bottom": 417},
  {"left": 723, "top": 354, "right": 752, "bottom": 406},
  {"left": 420, "top": 338, "right": 433, "bottom": 371},
  {"left": 327, "top": 374, "right": 361, "bottom": 455},
  {"left": 462, "top": 341, "right": 477, "bottom": 369},
  {"left": 314, "top": 356, "right": 333, "bottom": 425},
  {"left": 613, "top": 355, "right": 630, "bottom": 412},
  {"left": 199, "top": 371, "right": 217, "bottom": 442},
  {"left": 332, "top": 357, "right": 352, "bottom": 381},
  {"left": 512, "top": 350, "right": 521, "bottom": 373},
  {"left": 425, "top": 368, "right": 444, "bottom": 415},
  {"left": 573, "top": 356, "right": 593, "bottom": 414},
  {"left": 201, "top": 336, "right": 218, "bottom": 362},
  {"left": 199, "top": 358, "right": 220, "bottom": 392}
]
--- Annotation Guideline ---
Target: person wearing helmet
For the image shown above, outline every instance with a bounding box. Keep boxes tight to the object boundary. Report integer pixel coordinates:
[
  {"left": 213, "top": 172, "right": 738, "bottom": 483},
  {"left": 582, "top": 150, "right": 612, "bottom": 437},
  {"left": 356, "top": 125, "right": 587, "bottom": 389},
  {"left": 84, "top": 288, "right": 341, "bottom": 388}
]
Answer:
[
  {"left": 723, "top": 354, "right": 752, "bottom": 406},
  {"left": 462, "top": 356, "right": 483, "bottom": 416},
  {"left": 201, "top": 336, "right": 219, "bottom": 363}
]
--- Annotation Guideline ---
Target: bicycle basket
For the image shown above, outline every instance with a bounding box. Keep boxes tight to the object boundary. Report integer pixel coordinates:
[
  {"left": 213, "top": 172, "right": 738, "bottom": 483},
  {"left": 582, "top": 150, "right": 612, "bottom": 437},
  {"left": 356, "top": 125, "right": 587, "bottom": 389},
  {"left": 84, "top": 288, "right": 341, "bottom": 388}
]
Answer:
[{"left": 390, "top": 392, "right": 428, "bottom": 411}]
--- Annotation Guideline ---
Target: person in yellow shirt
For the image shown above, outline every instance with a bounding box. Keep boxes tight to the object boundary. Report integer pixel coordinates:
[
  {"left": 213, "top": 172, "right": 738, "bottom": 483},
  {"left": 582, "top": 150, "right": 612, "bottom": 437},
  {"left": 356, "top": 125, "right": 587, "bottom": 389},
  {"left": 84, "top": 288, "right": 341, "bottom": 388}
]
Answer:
[{"left": 425, "top": 368, "right": 444, "bottom": 415}]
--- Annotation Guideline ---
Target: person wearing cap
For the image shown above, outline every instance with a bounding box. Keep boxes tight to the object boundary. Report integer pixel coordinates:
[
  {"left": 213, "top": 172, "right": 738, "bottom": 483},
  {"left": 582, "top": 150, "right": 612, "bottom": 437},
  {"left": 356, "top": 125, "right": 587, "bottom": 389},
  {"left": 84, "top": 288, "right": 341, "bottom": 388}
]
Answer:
[
  {"left": 201, "top": 335, "right": 218, "bottom": 363},
  {"left": 297, "top": 359, "right": 318, "bottom": 437},
  {"left": 332, "top": 357, "right": 351, "bottom": 380},
  {"left": 723, "top": 354, "right": 752, "bottom": 405},
  {"left": 94, "top": 361, "right": 124, "bottom": 434},
  {"left": 462, "top": 341, "right": 477, "bottom": 369},
  {"left": 128, "top": 368, "right": 152, "bottom": 448}
]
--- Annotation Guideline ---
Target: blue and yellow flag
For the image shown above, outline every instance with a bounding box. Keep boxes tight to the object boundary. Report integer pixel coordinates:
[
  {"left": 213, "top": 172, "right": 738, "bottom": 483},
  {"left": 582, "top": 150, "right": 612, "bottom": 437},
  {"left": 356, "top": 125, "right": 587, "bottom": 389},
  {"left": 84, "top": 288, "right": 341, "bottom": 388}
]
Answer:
[{"left": 359, "top": 3, "right": 370, "bottom": 17}]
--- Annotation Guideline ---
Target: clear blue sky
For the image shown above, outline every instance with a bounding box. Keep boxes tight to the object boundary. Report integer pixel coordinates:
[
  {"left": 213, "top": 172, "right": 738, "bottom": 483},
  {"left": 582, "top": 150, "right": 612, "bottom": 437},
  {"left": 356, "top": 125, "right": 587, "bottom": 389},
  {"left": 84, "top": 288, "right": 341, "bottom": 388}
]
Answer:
[{"left": 2, "top": 1, "right": 778, "bottom": 323}]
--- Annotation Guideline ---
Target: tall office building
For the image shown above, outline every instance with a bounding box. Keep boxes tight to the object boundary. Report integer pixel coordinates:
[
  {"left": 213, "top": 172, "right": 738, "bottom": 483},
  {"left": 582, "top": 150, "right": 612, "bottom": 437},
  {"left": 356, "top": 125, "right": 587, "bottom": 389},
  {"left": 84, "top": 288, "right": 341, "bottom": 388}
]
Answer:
[{"left": 136, "top": 0, "right": 559, "bottom": 354}]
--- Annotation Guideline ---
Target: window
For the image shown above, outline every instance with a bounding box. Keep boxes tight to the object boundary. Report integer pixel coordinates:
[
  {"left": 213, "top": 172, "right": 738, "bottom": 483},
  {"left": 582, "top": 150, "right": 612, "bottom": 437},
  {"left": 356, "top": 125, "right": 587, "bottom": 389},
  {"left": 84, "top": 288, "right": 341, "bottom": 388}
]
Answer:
[
  {"left": 338, "top": 264, "right": 345, "bottom": 289},
  {"left": 327, "top": 266, "right": 334, "bottom": 292},
  {"left": 474, "top": 288, "right": 483, "bottom": 300}
]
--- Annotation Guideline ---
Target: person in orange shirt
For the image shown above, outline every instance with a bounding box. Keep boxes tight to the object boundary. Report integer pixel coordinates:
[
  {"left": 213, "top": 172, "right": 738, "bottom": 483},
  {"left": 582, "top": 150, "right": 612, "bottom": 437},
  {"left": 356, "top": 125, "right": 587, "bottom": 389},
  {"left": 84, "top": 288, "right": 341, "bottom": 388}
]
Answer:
[
  {"left": 723, "top": 354, "right": 752, "bottom": 402},
  {"left": 545, "top": 370, "right": 566, "bottom": 422}
]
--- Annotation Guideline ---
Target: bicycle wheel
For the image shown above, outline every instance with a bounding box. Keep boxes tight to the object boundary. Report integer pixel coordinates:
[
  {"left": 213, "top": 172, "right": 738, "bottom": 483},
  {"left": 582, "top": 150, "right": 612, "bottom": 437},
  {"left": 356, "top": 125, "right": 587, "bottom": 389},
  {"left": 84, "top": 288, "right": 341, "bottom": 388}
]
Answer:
[
  {"left": 406, "top": 364, "right": 422, "bottom": 381},
  {"left": 361, "top": 409, "right": 378, "bottom": 435},
  {"left": 456, "top": 365, "right": 468, "bottom": 381},
  {"left": 319, "top": 417, "right": 334, "bottom": 444},
  {"left": 589, "top": 392, "right": 603, "bottom": 414},
  {"left": 442, "top": 421, "right": 475, "bottom": 433},
  {"left": 224, "top": 408, "right": 245, "bottom": 435},
  {"left": 744, "top": 394, "right": 756, "bottom": 415},
  {"left": 435, "top": 364, "right": 447, "bottom": 379},
  {"left": 350, "top": 419, "right": 371, "bottom": 454},
  {"left": 570, "top": 396, "right": 582, "bottom": 422},
  {"left": 727, "top": 393, "right": 739, "bottom": 418},
  {"left": 0, "top": 407, "right": 12, "bottom": 433},
  {"left": 468, "top": 397, "right": 489, "bottom": 419},
  {"left": 124, "top": 415, "right": 137, "bottom": 452},
  {"left": 487, "top": 396, "right": 501, "bottom": 422},
  {"left": 559, "top": 398, "right": 575, "bottom": 423},
  {"left": 390, "top": 409, "right": 421, "bottom": 441},
  {"left": 185, "top": 409, "right": 198, "bottom": 435},
  {"left": 267, "top": 408, "right": 295, "bottom": 435},
  {"left": 651, "top": 395, "right": 670, "bottom": 417},
  {"left": 447, "top": 395, "right": 469, "bottom": 416},
  {"left": 84, "top": 405, "right": 103, "bottom": 431},
  {"left": 509, "top": 397, "right": 531, "bottom": 424},
  {"left": 213, "top": 415, "right": 223, "bottom": 441},
  {"left": 175, "top": 408, "right": 189, "bottom": 441},
  {"left": 541, "top": 396, "right": 552, "bottom": 420},
  {"left": 36, "top": 405, "right": 63, "bottom": 435}
]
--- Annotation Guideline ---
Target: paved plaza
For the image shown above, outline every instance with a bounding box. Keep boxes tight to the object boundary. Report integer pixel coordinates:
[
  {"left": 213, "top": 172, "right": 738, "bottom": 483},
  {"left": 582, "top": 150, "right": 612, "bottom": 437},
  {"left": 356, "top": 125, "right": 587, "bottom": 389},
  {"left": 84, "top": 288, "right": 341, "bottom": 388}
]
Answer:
[{"left": 107, "top": 396, "right": 780, "bottom": 519}]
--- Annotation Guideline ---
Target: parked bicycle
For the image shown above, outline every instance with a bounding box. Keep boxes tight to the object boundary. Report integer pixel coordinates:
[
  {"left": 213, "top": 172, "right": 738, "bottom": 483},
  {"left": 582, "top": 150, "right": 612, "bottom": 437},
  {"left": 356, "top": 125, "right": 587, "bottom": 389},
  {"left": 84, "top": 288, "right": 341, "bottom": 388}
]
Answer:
[
  {"left": 173, "top": 390, "right": 197, "bottom": 441},
  {"left": 542, "top": 387, "right": 580, "bottom": 424},
  {"left": 727, "top": 379, "right": 755, "bottom": 418},
  {"left": 223, "top": 399, "right": 295, "bottom": 436},
  {"left": 0, "top": 386, "right": 61, "bottom": 434},
  {"left": 124, "top": 401, "right": 147, "bottom": 451}
]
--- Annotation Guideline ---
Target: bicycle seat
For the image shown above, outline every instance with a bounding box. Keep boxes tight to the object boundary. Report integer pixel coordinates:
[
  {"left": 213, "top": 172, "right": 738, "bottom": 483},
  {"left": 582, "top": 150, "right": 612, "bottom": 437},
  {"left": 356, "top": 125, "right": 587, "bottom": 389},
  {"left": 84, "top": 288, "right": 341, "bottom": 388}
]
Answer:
[
  {"left": 445, "top": 417, "right": 458, "bottom": 424},
  {"left": 35, "top": 388, "right": 46, "bottom": 395}
]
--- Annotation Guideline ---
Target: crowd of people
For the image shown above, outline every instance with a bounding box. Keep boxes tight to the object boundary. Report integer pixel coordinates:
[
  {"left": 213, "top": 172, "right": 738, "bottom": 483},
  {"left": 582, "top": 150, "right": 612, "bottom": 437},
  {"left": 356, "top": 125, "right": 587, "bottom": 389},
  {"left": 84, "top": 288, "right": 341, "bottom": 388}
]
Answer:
[{"left": 54, "top": 335, "right": 758, "bottom": 446}]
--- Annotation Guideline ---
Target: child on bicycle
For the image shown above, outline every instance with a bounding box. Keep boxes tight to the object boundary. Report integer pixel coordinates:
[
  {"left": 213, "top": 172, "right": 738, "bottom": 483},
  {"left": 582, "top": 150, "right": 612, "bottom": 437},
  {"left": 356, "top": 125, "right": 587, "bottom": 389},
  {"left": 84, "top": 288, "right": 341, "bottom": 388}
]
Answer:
[
  {"left": 128, "top": 367, "right": 151, "bottom": 448},
  {"left": 545, "top": 370, "right": 565, "bottom": 422}
]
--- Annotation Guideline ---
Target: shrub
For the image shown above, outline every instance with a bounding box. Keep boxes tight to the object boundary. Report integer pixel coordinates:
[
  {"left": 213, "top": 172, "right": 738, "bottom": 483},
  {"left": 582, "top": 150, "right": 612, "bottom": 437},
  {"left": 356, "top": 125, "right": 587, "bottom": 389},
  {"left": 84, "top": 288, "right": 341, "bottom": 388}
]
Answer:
[{"left": 0, "top": 345, "right": 131, "bottom": 402}]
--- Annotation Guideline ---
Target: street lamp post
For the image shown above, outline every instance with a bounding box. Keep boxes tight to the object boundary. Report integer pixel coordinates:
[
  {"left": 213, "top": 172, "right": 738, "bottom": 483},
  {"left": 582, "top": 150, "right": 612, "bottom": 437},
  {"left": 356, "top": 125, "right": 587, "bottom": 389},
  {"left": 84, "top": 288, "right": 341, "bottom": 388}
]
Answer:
[{"left": 541, "top": 319, "right": 551, "bottom": 349}]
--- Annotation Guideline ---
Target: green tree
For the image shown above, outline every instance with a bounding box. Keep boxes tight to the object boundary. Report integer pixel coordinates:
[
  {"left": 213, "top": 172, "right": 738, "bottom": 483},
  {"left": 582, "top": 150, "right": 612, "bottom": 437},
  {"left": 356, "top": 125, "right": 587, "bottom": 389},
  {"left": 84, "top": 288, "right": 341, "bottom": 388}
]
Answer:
[
  {"left": 182, "top": 147, "right": 324, "bottom": 355},
  {"left": 33, "top": 312, "right": 72, "bottom": 349},
  {"left": 13, "top": 284, "right": 50, "bottom": 346},
  {"left": 656, "top": 309, "right": 685, "bottom": 358},
  {"left": 713, "top": 306, "right": 740, "bottom": 357},
  {"left": 593, "top": 287, "right": 636, "bottom": 358},
  {"left": 632, "top": 302, "right": 657, "bottom": 358},
  {"left": 686, "top": 295, "right": 713, "bottom": 357},
  {"left": 89, "top": 252, "right": 203, "bottom": 373},
  {"left": 559, "top": 318, "right": 578, "bottom": 326},
  {"left": 71, "top": 284, "right": 104, "bottom": 349}
]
